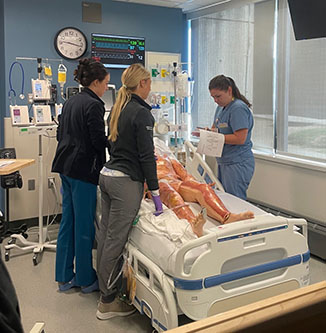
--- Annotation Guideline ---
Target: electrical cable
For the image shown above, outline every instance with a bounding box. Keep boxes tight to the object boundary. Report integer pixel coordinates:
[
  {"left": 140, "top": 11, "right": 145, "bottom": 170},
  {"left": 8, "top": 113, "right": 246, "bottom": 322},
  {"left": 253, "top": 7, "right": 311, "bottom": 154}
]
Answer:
[
  {"left": 48, "top": 180, "right": 60, "bottom": 228},
  {"left": 42, "top": 134, "right": 56, "bottom": 138},
  {"left": 107, "top": 253, "right": 127, "bottom": 290},
  {"left": 28, "top": 104, "right": 33, "bottom": 120}
]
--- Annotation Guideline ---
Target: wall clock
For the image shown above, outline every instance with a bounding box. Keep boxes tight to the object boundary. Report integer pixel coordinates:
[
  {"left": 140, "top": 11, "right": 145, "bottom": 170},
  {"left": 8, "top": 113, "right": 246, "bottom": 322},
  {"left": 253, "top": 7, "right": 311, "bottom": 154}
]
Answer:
[{"left": 54, "top": 27, "right": 87, "bottom": 60}]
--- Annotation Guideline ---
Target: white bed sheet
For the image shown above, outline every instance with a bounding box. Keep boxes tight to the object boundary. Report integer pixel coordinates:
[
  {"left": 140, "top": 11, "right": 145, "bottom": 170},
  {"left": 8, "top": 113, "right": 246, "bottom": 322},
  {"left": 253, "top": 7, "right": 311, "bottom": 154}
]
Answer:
[{"left": 129, "top": 192, "right": 266, "bottom": 276}]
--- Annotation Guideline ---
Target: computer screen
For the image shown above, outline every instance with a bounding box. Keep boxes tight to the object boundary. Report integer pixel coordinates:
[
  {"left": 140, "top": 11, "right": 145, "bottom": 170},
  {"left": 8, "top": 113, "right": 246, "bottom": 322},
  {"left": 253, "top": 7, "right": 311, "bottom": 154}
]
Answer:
[
  {"left": 288, "top": 0, "right": 326, "bottom": 40},
  {"left": 102, "top": 84, "right": 116, "bottom": 112},
  {"left": 91, "top": 33, "right": 145, "bottom": 68},
  {"left": 66, "top": 86, "right": 81, "bottom": 99}
]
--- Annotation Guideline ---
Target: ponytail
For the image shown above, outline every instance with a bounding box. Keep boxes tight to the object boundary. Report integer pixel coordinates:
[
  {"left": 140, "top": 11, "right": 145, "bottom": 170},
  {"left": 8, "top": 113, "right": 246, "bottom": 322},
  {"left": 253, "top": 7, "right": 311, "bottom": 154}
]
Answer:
[
  {"left": 109, "top": 63, "right": 150, "bottom": 142},
  {"left": 208, "top": 75, "right": 251, "bottom": 108},
  {"left": 109, "top": 86, "right": 131, "bottom": 142}
]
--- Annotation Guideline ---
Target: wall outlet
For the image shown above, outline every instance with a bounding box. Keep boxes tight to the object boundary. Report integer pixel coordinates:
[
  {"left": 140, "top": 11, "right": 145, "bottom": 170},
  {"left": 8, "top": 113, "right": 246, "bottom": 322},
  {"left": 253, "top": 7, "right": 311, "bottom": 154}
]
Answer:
[
  {"left": 48, "top": 177, "right": 55, "bottom": 188},
  {"left": 28, "top": 179, "right": 35, "bottom": 191}
]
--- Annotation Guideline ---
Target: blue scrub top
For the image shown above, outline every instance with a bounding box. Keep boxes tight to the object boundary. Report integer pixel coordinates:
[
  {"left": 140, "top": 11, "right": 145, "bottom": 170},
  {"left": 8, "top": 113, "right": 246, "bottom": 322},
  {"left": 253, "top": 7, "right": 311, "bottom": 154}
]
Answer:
[{"left": 213, "top": 99, "right": 254, "bottom": 164}]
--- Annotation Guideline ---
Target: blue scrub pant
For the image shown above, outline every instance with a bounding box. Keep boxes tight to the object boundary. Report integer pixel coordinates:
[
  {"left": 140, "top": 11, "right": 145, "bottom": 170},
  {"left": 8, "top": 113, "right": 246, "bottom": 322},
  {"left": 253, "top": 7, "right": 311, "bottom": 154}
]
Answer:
[
  {"left": 218, "top": 157, "right": 255, "bottom": 200},
  {"left": 55, "top": 174, "right": 97, "bottom": 286}
]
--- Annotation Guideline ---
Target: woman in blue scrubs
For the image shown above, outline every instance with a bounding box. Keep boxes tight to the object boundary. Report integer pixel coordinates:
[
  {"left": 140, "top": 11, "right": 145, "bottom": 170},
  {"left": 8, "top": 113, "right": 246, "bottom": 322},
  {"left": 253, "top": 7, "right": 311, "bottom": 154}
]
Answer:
[{"left": 208, "top": 75, "right": 254, "bottom": 200}]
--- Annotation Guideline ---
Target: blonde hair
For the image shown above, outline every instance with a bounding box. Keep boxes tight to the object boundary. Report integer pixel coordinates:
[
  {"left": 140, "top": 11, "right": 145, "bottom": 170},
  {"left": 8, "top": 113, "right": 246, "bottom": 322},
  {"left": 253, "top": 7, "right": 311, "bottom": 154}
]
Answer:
[{"left": 109, "top": 63, "right": 151, "bottom": 142}]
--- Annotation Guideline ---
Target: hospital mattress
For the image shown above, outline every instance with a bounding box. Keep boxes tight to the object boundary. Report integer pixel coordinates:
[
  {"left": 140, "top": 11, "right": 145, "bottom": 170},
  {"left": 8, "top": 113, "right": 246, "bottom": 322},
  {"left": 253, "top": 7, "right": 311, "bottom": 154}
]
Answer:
[{"left": 129, "top": 191, "right": 266, "bottom": 276}]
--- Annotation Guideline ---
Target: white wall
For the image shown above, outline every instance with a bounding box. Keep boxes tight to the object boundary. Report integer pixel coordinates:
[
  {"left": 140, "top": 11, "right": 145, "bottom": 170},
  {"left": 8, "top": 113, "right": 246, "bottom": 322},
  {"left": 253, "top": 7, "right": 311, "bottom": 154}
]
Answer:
[{"left": 248, "top": 155, "right": 326, "bottom": 223}]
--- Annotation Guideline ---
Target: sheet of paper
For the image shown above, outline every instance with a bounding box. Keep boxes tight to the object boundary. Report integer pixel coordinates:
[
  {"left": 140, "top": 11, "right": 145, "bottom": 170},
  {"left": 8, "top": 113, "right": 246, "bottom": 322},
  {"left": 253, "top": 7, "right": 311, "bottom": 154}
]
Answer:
[
  {"left": 196, "top": 129, "right": 225, "bottom": 157},
  {"left": 0, "top": 160, "right": 15, "bottom": 168}
]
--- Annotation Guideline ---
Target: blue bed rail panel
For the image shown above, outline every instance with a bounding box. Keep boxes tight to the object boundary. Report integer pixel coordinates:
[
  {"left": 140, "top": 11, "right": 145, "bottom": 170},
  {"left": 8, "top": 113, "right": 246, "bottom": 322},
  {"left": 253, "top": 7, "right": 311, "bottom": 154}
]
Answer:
[{"left": 174, "top": 250, "right": 310, "bottom": 291}]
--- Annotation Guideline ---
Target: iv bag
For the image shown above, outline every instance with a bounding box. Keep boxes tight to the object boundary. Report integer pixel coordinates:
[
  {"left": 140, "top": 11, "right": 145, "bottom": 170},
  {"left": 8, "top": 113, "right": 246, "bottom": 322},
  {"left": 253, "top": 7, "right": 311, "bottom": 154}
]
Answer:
[
  {"left": 44, "top": 63, "right": 52, "bottom": 80},
  {"left": 58, "top": 63, "right": 67, "bottom": 86},
  {"left": 176, "top": 72, "right": 189, "bottom": 98}
]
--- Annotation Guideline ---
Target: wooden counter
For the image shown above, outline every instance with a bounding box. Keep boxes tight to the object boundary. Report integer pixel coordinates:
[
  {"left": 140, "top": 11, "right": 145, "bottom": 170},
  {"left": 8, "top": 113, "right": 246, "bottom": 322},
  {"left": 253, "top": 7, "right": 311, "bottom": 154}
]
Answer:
[
  {"left": 168, "top": 281, "right": 326, "bottom": 332},
  {"left": 0, "top": 159, "right": 35, "bottom": 175}
]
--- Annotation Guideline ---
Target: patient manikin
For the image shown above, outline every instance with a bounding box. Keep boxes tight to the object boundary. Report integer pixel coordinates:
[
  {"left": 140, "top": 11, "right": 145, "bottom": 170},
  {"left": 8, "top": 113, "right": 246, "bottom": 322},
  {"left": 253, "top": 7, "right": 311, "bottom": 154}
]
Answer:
[{"left": 150, "top": 155, "right": 254, "bottom": 237}]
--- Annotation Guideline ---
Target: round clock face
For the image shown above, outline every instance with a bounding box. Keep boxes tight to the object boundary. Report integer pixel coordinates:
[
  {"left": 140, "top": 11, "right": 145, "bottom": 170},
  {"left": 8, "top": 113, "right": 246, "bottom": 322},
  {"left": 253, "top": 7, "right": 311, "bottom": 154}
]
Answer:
[{"left": 54, "top": 27, "right": 87, "bottom": 60}]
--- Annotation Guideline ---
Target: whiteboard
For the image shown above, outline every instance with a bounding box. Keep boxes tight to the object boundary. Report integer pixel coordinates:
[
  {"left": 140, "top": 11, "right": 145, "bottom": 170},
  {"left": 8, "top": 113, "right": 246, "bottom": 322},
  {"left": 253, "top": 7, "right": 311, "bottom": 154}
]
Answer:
[{"left": 145, "top": 51, "right": 181, "bottom": 93}]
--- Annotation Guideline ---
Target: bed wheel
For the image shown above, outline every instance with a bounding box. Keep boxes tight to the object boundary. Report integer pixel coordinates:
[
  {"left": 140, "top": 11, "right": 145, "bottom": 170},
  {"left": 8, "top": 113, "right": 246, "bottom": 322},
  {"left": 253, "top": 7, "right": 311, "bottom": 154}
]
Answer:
[
  {"left": 33, "top": 254, "right": 39, "bottom": 266},
  {"left": 8, "top": 237, "right": 16, "bottom": 245}
]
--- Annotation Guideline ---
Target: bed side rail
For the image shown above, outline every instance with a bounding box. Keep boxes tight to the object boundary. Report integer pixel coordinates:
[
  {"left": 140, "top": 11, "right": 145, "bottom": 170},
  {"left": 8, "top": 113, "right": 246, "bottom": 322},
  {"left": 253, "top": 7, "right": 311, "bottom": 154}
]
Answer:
[
  {"left": 173, "top": 231, "right": 219, "bottom": 277},
  {"left": 173, "top": 215, "right": 309, "bottom": 279},
  {"left": 287, "top": 218, "right": 308, "bottom": 239},
  {"left": 184, "top": 140, "right": 224, "bottom": 191}
]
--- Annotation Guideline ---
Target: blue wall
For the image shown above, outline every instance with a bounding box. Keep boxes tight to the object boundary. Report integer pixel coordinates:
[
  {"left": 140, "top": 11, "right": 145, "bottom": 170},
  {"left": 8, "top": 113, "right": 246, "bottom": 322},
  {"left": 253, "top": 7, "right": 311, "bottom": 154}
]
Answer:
[
  {"left": 0, "top": 0, "right": 187, "bottom": 211},
  {"left": 3, "top": 0, "right": 185, "bottom": 108}
]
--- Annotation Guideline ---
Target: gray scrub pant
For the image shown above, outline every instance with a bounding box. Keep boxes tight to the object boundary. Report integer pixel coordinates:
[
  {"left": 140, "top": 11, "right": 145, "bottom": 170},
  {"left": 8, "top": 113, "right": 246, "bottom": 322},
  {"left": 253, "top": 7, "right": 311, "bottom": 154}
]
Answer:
[{"left": 96, "top": 173, "right": 143, "bottom": 303}]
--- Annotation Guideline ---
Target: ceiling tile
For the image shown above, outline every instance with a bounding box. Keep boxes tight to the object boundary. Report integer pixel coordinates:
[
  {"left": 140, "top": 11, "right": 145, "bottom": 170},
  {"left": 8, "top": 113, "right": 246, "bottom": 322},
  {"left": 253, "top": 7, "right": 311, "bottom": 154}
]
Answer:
[{"left": 113, "top": 0, "right": 232, "bottom": 12}]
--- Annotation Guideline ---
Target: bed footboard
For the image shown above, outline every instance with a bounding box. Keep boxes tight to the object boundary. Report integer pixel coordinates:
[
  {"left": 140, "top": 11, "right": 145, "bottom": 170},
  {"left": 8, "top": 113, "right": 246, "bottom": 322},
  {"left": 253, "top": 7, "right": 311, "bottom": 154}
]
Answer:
[{"left": 126, "top": 242, "right": 178, "bottom": 332}]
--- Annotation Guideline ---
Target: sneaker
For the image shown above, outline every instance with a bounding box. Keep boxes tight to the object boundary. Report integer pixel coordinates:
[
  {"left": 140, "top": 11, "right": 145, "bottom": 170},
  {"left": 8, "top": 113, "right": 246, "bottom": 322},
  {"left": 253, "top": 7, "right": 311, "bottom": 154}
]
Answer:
[
  {"left": 58, "top": 277, "right": 77, "bottom": 292},
  {"left": 81, "top": 279, "right": 99, "bottom": 294},
  {"left": 96, "top": 297, "right": 136, "bottom": 320}
]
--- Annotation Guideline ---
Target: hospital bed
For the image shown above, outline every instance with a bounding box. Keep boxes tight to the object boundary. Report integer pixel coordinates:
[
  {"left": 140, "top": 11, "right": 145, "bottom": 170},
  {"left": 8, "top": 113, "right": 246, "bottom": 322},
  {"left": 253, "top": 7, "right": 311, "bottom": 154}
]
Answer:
[{"left": 125, "top": 139, "right": 310, "bottom": 332}]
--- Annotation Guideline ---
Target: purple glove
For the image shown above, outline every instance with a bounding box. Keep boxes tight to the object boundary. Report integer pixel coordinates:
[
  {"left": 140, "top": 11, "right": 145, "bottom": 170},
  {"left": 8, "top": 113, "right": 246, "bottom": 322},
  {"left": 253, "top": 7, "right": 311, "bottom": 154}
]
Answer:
[{"left": 152, "top": 194, "right": 163, "bottom": 216}]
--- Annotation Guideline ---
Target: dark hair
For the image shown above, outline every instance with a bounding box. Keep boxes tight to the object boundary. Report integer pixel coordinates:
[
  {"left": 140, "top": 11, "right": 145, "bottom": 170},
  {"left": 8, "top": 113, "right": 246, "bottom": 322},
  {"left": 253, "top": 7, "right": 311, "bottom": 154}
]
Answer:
[
  {"left": 208, "top": 75, "right": 251, "bottom": 107},
  {"left": 74, "top": 58, "right": 108, "bottom": 87}
]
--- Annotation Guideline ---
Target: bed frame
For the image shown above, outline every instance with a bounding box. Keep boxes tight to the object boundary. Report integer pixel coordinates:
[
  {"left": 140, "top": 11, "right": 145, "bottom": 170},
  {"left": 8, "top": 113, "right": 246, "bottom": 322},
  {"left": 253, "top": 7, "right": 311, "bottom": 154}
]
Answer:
[
  {"left": 127, "top": 214, "right": 309, "bottom": 331},
  {"left": 126, "top": 141, "right": 310, "bottom": 332}
]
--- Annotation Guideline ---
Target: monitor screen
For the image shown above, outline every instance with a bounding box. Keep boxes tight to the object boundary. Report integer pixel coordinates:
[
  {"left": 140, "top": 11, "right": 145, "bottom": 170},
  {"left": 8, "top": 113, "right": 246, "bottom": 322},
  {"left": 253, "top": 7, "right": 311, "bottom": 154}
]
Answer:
[
  {"left": 288, "top": 0, "right": 326, "bottom": 40},
  {"left": 66, "top": 86, "right": 80, "bottom": 99},
  {"left": 91, "top": 33, "right": 145, "bottom": 68},
  {"left": 102, "top": 84, "right": 116, "bottom": 112}
]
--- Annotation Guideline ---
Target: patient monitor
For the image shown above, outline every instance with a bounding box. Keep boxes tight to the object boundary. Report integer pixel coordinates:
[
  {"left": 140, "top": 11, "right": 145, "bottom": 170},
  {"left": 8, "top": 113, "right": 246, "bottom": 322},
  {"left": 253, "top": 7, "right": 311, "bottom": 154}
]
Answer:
[
  {"left": 33, "top": 105, "right": 53, "bottom": 125},
  {"left": 10, "top": 105, "right": 31, "bottom": 126}
]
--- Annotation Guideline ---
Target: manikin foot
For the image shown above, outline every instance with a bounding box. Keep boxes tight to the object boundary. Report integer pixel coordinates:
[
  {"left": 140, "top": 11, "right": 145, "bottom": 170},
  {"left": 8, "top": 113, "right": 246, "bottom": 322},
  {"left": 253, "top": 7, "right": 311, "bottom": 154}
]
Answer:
[
  {"left": 191, "top": 211, "right": 206, "bottom": 237},
  {"left": 224, "top": 211, "right": 254, "bottom": 224}
]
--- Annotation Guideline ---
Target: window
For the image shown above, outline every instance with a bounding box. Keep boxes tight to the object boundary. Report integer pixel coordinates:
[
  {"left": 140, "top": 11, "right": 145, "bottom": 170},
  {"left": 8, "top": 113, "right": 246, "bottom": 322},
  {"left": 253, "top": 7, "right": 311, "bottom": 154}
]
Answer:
[
  {"left": 276, "top": 0, "right": 326, "bottom": 161},
  {"left": 189, "top": 0, "right": 326, "bottom": 163},
  {"left": 190, "top": 4, "right": 254, "bottom": 132}
]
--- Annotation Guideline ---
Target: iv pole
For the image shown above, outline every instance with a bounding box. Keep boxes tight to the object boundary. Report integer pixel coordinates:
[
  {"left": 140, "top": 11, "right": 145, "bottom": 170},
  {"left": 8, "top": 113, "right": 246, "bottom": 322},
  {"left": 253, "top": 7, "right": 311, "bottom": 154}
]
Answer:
[
  {"left": 4, "top": 56, "right": 59, "bottom": 265},
  {"left": 173, "top": 62, "right": 178, "bottom": 148},
  {"left": 33, "top": 129, "right": 57, "bottom": 264},
  {"left": 4, "top": 127, "right": 57, "bottom": 265}
]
